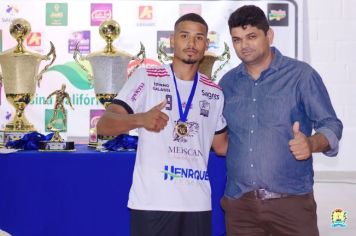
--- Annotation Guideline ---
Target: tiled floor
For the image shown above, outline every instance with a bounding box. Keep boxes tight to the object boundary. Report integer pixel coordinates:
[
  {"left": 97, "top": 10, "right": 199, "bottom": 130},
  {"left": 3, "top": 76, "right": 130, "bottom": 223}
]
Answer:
[{"left": 314, "top": 173, "right": 356, "bottom": 236}]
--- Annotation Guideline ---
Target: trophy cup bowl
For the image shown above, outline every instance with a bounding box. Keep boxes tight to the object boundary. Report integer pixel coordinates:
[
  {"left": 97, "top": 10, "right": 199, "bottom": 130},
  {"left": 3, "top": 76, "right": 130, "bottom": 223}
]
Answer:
[
  {"left": 73, "top": 19, "right": 145, "bottom": 147},
  {"left": 0, "top": 18, "right": 56, "bottom": 146},
  {"left": 158, "top": 42, "right": 230, "bottom": 81}
]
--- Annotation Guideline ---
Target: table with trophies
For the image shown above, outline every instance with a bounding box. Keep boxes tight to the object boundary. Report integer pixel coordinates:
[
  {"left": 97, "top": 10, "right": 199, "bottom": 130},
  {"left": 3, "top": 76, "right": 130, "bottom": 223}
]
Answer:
[
  {"left": 0, "top": 18, "right": 231, "bottom": 235},
  {"left": 0, "top": 145, "right": 227, "bottom": 236}
]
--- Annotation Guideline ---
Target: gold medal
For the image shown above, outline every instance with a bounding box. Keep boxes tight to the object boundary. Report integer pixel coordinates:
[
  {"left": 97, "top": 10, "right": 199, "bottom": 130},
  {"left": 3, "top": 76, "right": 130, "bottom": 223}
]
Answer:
[{"left": 175, "top": 121, "right": 189, "bottom": 137}]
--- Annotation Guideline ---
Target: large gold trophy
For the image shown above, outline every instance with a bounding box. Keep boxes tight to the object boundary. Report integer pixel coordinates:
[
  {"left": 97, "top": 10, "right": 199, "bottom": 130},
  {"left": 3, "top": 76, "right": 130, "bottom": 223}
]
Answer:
[
  {"left": 0, "top": 18, "right": 56, "bottom": 146},
  {"left": 73, "top": 19, "right": 145, "bottom": 146},
  {"left": 158, "top": 42, "right": 230, "bottom": 81}
]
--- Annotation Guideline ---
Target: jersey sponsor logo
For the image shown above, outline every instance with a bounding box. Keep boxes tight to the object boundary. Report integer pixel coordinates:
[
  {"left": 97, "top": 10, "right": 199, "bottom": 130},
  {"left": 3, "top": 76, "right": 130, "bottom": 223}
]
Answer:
[
  {"left": 168, "top": 146, "right": 203, "bottom": 157},
  {"left": 162, "top": 165, "right": 209, "bottom": 181},
  {"left": 173, "top": 120, "right": 199, "bottom": 143},
  {"left": 130, "top": 82, "right": 145, "bottom": 101},
  {"left": 199, "top": 100, "right": 210, "bottom": 117},
  {"left": 153, "top": 82, "right": 170, "bottom": 92},
  {"left": 201, "top": 89, "right": 219, "bottom": 100}
]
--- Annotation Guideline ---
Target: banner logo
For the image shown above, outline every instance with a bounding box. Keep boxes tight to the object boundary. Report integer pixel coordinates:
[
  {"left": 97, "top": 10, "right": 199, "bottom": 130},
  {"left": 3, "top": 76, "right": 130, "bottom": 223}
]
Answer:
[
  {"left": 91, "top": 3, "right": 112, "bottom": 26},
  {"left": 267, "top": 3, "right": 288, "bottom": 26},
  {"left": 139, "top": 6, "right": 153, "bottom": 20},
  {"left": 89, "top": 109, "right": 105, "bottom": 143},
  {"left": 48, "top": 61, "right": 92, "bottom": 90},
  {"left": 2, "top": 4, "right": 19, "bottom": 22},
  {"left": 157, "top": 31, "right": 174, "bottom": 54},
  {"left": 26, "top": 32, "right": 42, "bottom": 47},
  {"left": 68, "top": 31, "right": 90, "bottom": 54},
  {"left": 46, "top": 3, "right": 68, "bottom": 26},
  {"left": 45, "top": 109, "right": 67, "bottom": 132},
  {"left": 208, "top": 31, "right": 220, "bottom": 50},
  {"left": 6, "top": 4, "right": 19, "bottom": 16}
]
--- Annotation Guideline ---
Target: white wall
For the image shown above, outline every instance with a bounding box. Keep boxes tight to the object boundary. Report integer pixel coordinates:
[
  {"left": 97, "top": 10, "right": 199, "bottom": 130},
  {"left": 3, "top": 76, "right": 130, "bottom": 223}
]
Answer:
[{"left": 304, "top": 0, "right": 356, "bottom": 171}]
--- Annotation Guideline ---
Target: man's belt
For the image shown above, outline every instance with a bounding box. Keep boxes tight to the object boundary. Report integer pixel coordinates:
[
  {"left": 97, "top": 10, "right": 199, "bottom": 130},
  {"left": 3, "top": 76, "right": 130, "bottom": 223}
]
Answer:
[{"left": 245, "top": 189, "right": 291, "bottom": 200}]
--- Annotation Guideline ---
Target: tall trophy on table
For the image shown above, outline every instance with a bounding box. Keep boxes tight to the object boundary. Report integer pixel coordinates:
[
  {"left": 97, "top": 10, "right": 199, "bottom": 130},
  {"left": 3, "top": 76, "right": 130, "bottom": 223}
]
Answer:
[
  {"left": 158, "top": 41, "right": 230, "bottom": 81},
  {"left": 0, "top": 18, "right": 56, "bottom": 147},
  {"left": 73, "top": 19, "right": 145, "bottom": 147}
]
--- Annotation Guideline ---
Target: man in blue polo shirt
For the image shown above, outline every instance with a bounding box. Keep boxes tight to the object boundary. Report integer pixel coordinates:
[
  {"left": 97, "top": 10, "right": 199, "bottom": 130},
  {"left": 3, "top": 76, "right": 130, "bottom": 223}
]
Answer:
[{"left": 219, "top": 5, "right": 343, "bottom": 236}]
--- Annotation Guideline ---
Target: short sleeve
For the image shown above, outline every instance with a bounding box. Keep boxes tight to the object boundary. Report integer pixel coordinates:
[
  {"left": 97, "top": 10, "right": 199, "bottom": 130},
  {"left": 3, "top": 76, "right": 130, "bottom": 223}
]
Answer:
[
  {"left": 215, "top": 94, "right": 227, "bottom": 134},
  {"left": 113, "top": 68, "right": 147, "bottom": 114}
]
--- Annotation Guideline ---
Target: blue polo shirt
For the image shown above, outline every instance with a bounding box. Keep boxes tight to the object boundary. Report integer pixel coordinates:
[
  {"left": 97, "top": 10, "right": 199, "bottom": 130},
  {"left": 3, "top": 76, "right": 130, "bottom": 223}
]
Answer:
[{"left": 219, "top": 47, "right": 343, "bottom": 199}]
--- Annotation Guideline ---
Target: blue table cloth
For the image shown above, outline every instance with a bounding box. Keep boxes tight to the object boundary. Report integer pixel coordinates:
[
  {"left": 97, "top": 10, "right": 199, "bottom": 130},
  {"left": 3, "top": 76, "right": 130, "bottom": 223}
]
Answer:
[{"left": 0, "top": 145, "right": 226, "bottom": 236}]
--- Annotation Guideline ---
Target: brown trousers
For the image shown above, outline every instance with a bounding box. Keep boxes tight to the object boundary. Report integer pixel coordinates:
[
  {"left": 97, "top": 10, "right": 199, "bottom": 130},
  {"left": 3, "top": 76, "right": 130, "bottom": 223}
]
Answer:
[{"left": 220, "top": 192, "right": 319, "bottom": 236}]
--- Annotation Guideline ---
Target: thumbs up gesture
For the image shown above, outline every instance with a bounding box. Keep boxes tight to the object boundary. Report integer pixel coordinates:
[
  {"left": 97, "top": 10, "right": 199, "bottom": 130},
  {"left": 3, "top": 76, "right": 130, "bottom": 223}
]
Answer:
[
  {"left": 288, "top": 121, "right": 312, "bottom": 160},
  {"left": 141, "top": 100, "right": 169, "bottom": 132}
]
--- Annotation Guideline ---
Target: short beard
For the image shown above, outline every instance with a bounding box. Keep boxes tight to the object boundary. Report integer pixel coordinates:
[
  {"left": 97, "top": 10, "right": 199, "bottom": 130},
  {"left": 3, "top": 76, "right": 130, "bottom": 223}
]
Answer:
[{"left": 182, "top": 58, "right": 197, "bottom": 64}]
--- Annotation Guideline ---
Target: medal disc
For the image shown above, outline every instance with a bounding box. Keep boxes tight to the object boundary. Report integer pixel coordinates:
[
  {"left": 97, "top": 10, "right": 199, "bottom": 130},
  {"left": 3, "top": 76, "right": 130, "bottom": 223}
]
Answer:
[{"left": 175, "top": 122, "right": 189, "bottom": 136}]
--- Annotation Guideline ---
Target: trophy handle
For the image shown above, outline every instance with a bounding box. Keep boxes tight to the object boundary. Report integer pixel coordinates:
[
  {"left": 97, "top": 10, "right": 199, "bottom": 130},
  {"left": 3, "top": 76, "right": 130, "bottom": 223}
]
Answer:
[
  {"left": 36, "top": 41, "right": 56, "bottom": 87},
  {"left": 128, "top": 42, "right": 146, "bottom": 77},
  {"left": 157, "top": 42, "right": 173, "bottom": 64},
  {"left": 212, "top": 42, "right": 231, "bottom": 81},
  {"left": 73, "top": 42, "right": 94, "bottom": 85}
]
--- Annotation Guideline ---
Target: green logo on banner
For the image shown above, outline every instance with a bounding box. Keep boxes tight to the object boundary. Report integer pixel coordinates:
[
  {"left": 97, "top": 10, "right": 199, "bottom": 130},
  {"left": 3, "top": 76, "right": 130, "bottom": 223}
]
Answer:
[
  {"left": 45, "top": 109, "right": 67, "bottom": 132},
  {"left": 48, "top": 61, "right": 93, "bottom": 90},
  {"left": 46, "top": 3, "right": 68, "bottom": 26}
]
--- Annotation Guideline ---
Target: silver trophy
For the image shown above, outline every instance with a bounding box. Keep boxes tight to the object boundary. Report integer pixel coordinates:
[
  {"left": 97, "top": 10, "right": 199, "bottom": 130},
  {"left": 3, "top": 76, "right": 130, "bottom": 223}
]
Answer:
[{"left": 73, "top": 19, "right": 145, "bottom": 146}]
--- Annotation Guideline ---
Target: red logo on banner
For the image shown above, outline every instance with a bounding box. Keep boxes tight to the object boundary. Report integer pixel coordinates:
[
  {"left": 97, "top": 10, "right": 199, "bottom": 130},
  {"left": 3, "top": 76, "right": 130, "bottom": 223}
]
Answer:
[
  {"left": 139, "top": 6, "right": 153, "bottom": 20},
  {"left": 26, "top": 32, "right": 41, "bottom": 46}
]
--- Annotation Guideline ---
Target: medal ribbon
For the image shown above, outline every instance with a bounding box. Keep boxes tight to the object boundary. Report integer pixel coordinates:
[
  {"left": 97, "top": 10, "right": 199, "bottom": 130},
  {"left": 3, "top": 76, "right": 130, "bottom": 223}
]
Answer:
[{"left": 170, "top": 64, "right": 198, "bottom": 122}]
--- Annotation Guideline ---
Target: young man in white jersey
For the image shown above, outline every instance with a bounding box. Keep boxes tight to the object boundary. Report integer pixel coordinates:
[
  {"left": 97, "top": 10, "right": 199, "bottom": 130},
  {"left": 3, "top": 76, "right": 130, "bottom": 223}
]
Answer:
[{"left": 97, "top": 13, "right": 228, "bottom": 236}]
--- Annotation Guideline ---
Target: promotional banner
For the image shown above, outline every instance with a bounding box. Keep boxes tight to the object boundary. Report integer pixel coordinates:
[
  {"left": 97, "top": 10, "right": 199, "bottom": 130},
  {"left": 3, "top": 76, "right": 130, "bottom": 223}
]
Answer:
[{"left": 0, "top": 0, "right": 302, "bottom": 138}]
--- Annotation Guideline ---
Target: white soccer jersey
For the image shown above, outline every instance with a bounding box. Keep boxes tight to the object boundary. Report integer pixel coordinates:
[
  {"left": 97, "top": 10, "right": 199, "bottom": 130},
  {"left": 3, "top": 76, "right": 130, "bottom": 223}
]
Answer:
[{"left": 114, "top": 64, "right": 226, "bottom": 211}]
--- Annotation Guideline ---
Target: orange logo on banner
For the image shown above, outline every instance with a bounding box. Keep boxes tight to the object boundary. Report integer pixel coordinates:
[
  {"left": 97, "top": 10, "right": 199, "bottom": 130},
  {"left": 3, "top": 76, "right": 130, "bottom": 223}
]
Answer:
[
  {"left": 26, "top": 32, "right": 41, "bottom": 46},
  {"left": 139, "top": 6, "right": 153, "bottom": 20}
]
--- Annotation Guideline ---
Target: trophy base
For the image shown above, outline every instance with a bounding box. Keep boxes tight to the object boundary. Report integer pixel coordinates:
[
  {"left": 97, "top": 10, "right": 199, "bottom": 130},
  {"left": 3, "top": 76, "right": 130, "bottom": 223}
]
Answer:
[
  {"left": 95, "top": 135, "right": 115, "bottom": 151},
  {"left": 5, "top": 123, "right": 35, "bottom": 132},
  {"left": 88, "top": 137, "right": 115, "bottom": 148},
  {"left": 38, "top": 141, "right": 75, "bottom": 152},
  {"left": 88, "top": 141, "right": 98, "bottom": 148},
  {"left": 97, "top": 135, "right": 115, "bottom": 143},
  {"left": 0, "top": 130, "right": 31, "bottom": 148}
]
